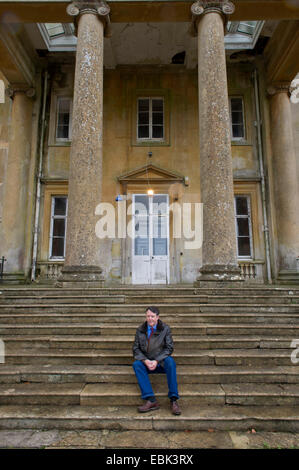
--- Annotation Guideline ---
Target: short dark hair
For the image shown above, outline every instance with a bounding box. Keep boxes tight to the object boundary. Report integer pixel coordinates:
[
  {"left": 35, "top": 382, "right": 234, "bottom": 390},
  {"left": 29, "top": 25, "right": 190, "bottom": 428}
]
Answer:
[{"left": 146, "top": 306, "right": 159, "bottom": 316}]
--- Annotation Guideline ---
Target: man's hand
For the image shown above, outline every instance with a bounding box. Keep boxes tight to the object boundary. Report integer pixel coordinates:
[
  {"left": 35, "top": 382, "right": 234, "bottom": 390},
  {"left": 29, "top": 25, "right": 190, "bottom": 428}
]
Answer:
[{"left": 144, "top": 360, "right": 158, "bottom": 371}]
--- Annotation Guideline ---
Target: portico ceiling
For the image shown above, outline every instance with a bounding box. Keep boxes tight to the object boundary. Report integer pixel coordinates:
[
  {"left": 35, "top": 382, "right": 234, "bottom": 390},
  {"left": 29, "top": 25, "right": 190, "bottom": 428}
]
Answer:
[
  {"left": 23, "top": 19, "right": 265, "bottom": 68},
  {"left": 0, "top": 1, "right": 297, "bottom": 80}
]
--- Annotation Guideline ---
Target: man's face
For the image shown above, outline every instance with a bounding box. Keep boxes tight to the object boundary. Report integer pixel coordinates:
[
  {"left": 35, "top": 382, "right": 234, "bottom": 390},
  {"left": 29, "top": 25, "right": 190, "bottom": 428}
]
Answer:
[{"left": 146, "top": 309, "right": 159, "bottom": 328}]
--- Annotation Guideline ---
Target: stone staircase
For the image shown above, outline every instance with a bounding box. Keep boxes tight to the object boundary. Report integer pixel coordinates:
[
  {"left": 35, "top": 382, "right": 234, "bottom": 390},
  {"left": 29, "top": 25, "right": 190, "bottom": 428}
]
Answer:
[{"left": 0, "top": 285, "right": 299, "bottom": 432}]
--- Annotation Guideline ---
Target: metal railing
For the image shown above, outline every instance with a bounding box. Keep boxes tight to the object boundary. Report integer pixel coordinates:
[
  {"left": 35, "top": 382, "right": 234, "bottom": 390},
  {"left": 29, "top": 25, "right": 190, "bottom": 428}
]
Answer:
[{"left": 0, "top": 256, "right": 7, "bottom": 283}]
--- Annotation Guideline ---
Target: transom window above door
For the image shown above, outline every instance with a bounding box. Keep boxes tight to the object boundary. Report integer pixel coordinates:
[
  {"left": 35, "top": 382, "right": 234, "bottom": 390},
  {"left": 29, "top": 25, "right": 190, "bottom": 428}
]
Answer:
[{"left": 137, "top": 97, "right": 164, "bottom": 141}]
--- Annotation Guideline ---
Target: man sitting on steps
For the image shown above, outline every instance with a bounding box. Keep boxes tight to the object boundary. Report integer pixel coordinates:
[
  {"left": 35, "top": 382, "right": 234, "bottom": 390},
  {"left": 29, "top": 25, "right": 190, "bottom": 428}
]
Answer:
[{"left": 132, "top": 306, "right": 181, "bottom": 415}]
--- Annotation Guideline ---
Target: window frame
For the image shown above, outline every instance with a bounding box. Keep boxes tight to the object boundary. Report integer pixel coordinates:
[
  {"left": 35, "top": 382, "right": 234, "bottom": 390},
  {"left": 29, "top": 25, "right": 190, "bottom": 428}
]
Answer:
[
  {"left": 49, "top": 195, "right": 68, "bottom": 260},
  {"left": 229, "top": 96, "right": 246, "bottom": 141},
  {"left": 55, "top": 96, "right": 73, "bottom": 143},
  {"left": 234, "top": 194, "right": 253, "bottom": 260},
  {"left": 132, "top": 89, "right": 170, "bottom": 147},
  {"left": 137, "top": 97, "right": 164, "bottom": 142}
]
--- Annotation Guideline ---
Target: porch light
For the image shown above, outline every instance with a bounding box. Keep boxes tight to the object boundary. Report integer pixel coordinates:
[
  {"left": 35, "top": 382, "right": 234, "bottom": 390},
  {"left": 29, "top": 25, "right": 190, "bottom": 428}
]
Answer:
[{"left": 147, "top": 189, "right": 154, "bottom": 195}]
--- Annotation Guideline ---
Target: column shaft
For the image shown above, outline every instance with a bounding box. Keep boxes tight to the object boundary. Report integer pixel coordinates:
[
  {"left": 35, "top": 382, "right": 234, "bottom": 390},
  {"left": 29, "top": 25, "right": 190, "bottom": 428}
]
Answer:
[
  {"left": 269, "top": 89, "right": 299, "bottom": 274},
  {"left": 60, "top": 10, "right": 105, "bottom": 285},
  {"left": 1, "top": 91, "right": 33, "bottom": 280},
  {"left": 194, "top": 8, "right": 242, "bottom": 286}
]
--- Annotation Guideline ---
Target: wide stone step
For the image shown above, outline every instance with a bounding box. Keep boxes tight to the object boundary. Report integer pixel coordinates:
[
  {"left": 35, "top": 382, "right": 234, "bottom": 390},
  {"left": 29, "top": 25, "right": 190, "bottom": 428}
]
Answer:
[
  {"left": 0, "top": 383, "right": 224, "bottom": 406},
  {"left": 2, "top": 334, "right": 295, "bottom": 350},
  {"left": 3, "top": 348, "right": 293, "bottom": 367},
  {"left": 199, "top": 305, "right": 299, "bottom": 313},
  {"left": 0, "top": 304, "right": 201, "bottom": 314},
  {"left": 0, "top": 364, "right": 298, "bottom": 384},
  {"left": 222, "top": 383, "right": 299, "bottom": 406},
  {"left": 1, "top": 323, "right": 298, "bottom": 336},
  {"left": 1, "top": 286, "right": 298, "bottom": 297},
  {"left": 1, "top": 303, "right": 299, "bottom": 314},
  {"left": 0, "top": 296, "right": 126, "bottom": 305},
  {"left": 1, "top": 404, "right": 299, "bottom": 431},
  {"left": 0, "top": 287, "right": 196, "bottom": 297},
  {"left": 0, "top": 325, "right": 103, "bottom": 335},
  {"left": 1, "top": 294, "right": 298, "bottom": 305},
  {"left": 1, "top": 382, "right": 298, "bottom": 407},
  {"left": 0, "top": 295, "right": 207, "bottom": 305},
  {"left": 1, "top": 312, "right": 299, "bottom": 324},
  {"left": 205, "top": 296, "right": 299, "bottom": 305},
  {"left": 80, "top": 382, "right": 299, "bottom": 407},
  {"left": 0, "top": 383, "right": 85, "bottom": 405}
]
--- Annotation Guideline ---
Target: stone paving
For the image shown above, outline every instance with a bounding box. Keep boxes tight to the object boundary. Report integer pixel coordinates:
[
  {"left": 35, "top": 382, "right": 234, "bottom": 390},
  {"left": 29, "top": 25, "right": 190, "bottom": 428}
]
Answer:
[{"left": 0, "top": 429, "right": 298, "bottom": 449}]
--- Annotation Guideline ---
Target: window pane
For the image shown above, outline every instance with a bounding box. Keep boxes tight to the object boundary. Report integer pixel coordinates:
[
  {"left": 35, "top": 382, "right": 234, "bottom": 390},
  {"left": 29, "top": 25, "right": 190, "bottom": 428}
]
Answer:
[
  {"left": 152, "top": 126, "right": 163, "bottom": 139},
  {"left": 231, "top": 98, "right": 244, "bottom": 139},
  {"left": 138, "top": 125, "right": 149, "bottom": 139},
  {"left": 51, "top": 237, "right": 65, "bottom": 257},
  {"left": 236, "top": 197, "right": 248, "bottom": 215},
  {"left": 153, "top": 214, "right": 167, "bottom": 256},
  {"left": 153, "top": 195, "right": 167, "bottom": 215},
  {"left": 138, "top": 99, "right": 149, "bottom": 112},
  {"left": 231, "top": 98, "right": 243, "bottom": 111},
  {"left": 134, "top": 216, "right": 149, "bottom": 256},
  {"left": 153, "top": 237, "right": 168, "bottom": 256},
  {"left": 231, "top": 111, "right": 243, "bottom": 123},
  {"left": 135, "top": 196, "right": 148, "bottom": 213},
  {"left": 232, "top": 124, "right": 244, "bottom": 138},
  {"left": 53, "top": 219, "right": 65, "bottom": 237},
  {"left": 152, "top": 99, "right": 163, "bottom": 112},
  {"left": 58, "top": 113, "right": 70, "bottom": 126},
  {"left": 237, "top": 218, "right": 250, "bottom": 236},
  {"left": 237, "top": 21, "right": 257, "bottom": 35},
  {"left": 153, "top": 215, "right": 167, "bottom": 238},
  {"left": 238, "top": 237, "right": 251, "bottom": 257},
  {"left": 57, "top": 98, "right": 71, "bottom": 139},
  {"left": 138, "top": 112, "right": 149, "bottom": 125},
  {"left": 57, "top": 126, "right": 69, "bottom": 139},
  {"left": 134, "top": 237, "right": 149, "bottom": 256},
  {"left": 135, "top": 216, "right": 149, "bottom": 238},
  {"left": 152, "top": 113, "right": 163, "bottom": 125},
  {"left": 58, "top": 98, "right": 71, "bottom": 113},
  {"left": 54, "top": 197, "right": 67, "bottom": 216},
  {"left": 45, "top": 23, "right": 64, "bottom": 38},
  {"left": 57, "top": 124, "right": 69, "bottom": 139}
]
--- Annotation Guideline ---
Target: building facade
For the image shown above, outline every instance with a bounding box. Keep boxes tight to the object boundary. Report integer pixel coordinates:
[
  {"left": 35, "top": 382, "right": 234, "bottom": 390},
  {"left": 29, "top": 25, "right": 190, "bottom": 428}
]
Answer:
[{"left": 0, "top": 0, "right": 298, "bottom": 286}]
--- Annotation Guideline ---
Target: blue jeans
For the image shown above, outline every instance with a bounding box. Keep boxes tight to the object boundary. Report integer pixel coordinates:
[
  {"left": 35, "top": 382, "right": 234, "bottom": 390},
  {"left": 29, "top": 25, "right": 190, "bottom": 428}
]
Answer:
[{"left": 132, "top": 356, "right": 180, "bottom": 401}]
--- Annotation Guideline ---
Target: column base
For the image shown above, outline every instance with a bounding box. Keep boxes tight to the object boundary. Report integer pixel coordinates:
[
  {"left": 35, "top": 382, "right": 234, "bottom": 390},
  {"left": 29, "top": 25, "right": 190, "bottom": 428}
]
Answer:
[
  {"left": 194, "top": 264, "right": 244, "bottom": 288},
  {"left": 56, "top": 265, "right": 105, "bottom": 288}
]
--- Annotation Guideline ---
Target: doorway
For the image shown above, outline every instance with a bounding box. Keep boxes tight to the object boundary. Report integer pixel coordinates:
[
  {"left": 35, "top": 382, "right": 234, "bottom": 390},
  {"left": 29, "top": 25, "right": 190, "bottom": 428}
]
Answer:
[{"left": 132, "top": 194, "right": 169, "bottom": 284}]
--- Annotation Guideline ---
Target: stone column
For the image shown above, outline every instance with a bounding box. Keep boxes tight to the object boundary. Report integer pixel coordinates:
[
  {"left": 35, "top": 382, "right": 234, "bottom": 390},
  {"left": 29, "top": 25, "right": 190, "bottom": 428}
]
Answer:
[
  {"left": 1, "top": 86, "right": 34, "bottom": 281},
  {"left": 59, "top": 1, "right": 110, "bottom": 287},
  {"left": 268, "top": 83, "right": 299, "bottom": 278},
  {"left": 191, "top": 1, "right": 243, "bottom": 287}
]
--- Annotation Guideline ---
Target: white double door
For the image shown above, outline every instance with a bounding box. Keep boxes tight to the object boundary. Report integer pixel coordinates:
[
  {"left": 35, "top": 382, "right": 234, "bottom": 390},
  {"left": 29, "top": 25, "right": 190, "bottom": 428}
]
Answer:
[{"left": 132, "top": 194, "right": 169, "bottom": 284}]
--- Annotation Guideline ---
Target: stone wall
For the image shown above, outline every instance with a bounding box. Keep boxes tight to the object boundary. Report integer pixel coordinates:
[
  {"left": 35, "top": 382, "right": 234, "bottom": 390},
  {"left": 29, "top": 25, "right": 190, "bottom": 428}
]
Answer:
[{"left": 38, "top": 62, "right": 265, "bottom": 284}]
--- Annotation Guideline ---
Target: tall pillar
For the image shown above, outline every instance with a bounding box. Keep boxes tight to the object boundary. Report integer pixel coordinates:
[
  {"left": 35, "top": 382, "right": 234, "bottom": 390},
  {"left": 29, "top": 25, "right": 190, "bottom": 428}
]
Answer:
[
  {"left": 268, "top": 83, "right": 299, "bottom": 278},
  {"left": 1, "top": 86, "right": 34, "bottom": 281},
  {"left": 59, "top": 1, "right": 110, "bottom": 287},
  {"left": 191, "top": 1, "right": 243, "bottom": 287}
]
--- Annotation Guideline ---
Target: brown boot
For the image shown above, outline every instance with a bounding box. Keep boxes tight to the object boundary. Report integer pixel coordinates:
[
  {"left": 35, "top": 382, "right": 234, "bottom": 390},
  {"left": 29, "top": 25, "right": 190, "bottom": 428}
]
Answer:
[
  {"left": 138, "top": 400, "right": 160, "bottom": 413},
  {"left": 171, "top": 400, "right": 181, "bottom": 415}
]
